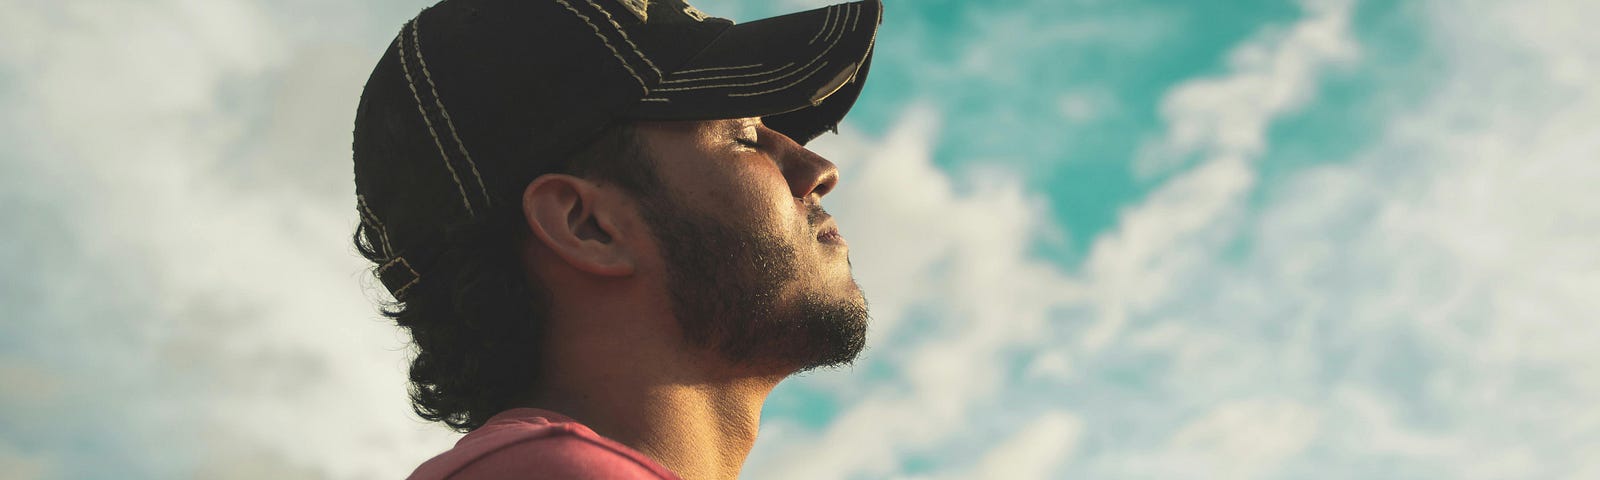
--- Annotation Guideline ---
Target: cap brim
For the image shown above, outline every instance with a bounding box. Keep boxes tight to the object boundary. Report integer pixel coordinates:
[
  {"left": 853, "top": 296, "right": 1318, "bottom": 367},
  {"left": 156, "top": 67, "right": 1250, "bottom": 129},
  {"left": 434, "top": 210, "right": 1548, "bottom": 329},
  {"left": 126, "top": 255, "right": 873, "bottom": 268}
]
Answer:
[{"left": 626, "top": 0, "right": 881, "bottom": 144}]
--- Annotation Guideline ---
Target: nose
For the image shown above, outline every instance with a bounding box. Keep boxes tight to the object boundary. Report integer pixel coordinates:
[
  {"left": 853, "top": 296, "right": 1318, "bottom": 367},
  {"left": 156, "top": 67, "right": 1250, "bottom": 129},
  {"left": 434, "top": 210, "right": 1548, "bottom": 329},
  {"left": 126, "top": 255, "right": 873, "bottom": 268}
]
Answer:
[{"left": 764, "top": 126, "right": 840, "bottom": 201}]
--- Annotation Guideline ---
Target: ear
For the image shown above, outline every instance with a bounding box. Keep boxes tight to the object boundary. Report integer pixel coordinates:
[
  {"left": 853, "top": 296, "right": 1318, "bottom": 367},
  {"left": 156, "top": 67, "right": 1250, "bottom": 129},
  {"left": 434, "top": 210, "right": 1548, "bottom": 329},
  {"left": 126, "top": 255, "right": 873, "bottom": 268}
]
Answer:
[{"left": 521, "top": 174, "right": 636, "bottom": 277}]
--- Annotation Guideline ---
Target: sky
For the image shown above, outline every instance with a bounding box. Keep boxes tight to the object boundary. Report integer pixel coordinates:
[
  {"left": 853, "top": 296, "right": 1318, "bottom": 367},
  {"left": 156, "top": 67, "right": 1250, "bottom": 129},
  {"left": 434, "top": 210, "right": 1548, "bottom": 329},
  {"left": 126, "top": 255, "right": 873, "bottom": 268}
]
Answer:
[{"left": 2, "top": 0, "right": 1598, "bottom": 478}]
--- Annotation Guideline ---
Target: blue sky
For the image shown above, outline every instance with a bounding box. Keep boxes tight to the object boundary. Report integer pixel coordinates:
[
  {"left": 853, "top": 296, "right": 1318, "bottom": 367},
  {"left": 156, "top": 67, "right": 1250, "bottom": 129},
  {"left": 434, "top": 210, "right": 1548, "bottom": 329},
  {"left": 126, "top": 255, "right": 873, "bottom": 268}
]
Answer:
[{"left": 3, "top": 0, "right": 1599, "bottom": 478}]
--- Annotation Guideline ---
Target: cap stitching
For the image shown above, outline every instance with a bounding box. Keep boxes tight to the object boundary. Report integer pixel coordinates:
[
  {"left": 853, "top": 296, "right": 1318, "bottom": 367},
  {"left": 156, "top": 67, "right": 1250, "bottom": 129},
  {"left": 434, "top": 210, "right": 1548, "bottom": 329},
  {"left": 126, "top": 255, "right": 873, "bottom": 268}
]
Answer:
[
  {"left": 357, "top": 195, "right": 394, "bottom": 255},
  {"left": 411, "top": 19, "right": 493, "bottom": 208},
  {"left": 617, "top": 0, "right": 648, "bottom": 22},
  {"left": 673, "top": 63, "right": 765, "bottom": 75},
  {"left": 396, "top": 28, "right": 477, "bottom": 217},
  {"left": 817, "top": 4, "right": 851, "bottom": 50},
  {"left": 583, "top": 0, "right": 662, "bottom": 79},
  {"left": 808, "top": 5, "right": 836, "bottom": 44},
  {"left": 661, "top": 62, "right": 794, "bottom": 84},
  {"left": 649, "top": 6, "right": 849, "bottom": 94},
  {"left": 727, "top": 61, "right": 828, "bottom": 97},
  {"left": 555, "top": 0, "right": 649, "bottom": 93},
  {"left": 649, "top": 60, "right": 815, "bottom": 93},
  {"left": 378, "top": 256, "right": 422, "bottom": 300},
  {"left": 639, "top": 98, "right": 670, "bottom": 102}
]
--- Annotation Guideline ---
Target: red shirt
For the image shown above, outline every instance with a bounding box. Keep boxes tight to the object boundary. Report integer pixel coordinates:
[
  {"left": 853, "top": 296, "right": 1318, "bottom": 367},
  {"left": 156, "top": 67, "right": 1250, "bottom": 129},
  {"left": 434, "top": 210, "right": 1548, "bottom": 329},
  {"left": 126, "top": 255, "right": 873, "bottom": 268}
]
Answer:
[{"left": 407, "top": 408, "right": 683, "bottom": 480}]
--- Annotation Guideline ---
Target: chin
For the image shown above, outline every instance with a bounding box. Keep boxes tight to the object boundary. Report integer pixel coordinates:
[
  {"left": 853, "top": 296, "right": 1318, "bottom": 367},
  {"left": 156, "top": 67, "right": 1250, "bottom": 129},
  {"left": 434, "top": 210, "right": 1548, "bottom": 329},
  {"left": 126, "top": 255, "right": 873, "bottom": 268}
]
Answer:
[{"left": 786, "top": 280, "right": 869, "bottom": 372}]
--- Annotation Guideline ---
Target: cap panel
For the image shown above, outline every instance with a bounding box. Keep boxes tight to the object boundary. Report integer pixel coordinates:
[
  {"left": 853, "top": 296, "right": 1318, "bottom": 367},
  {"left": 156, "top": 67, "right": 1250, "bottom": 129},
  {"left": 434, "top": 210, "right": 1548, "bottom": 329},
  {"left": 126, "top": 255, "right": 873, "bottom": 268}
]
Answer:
[
  {"left": 398, "top": 19, "right": 494, "bottom": 216},
  {"left": 622, "top": 0, "right": 735, "bottom": 76},
  {"left": 402, "top": 0, "right": 645, "bottom": 201},
  {"left": 553, "top": 0, "right": 662, "bottom": 90}
]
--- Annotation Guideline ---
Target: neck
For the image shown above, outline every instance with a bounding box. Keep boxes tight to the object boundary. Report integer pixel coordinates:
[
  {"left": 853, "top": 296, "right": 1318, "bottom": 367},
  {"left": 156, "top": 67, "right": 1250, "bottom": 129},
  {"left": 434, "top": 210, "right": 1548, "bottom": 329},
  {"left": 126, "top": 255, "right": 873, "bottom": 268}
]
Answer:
[
  {"left": 536, "top": 375, "right": 780, "bottom": 480},
  {"left": 529, "top": 298, "right": 787, "bottom": 480}
]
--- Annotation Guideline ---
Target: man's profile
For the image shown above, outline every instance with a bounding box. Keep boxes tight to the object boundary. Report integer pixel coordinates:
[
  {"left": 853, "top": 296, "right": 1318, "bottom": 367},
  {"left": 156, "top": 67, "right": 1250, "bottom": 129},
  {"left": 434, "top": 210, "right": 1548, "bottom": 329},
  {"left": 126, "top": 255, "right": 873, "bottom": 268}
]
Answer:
[{"left": 350, "top": 0, "right": 881, "bottom": 478}]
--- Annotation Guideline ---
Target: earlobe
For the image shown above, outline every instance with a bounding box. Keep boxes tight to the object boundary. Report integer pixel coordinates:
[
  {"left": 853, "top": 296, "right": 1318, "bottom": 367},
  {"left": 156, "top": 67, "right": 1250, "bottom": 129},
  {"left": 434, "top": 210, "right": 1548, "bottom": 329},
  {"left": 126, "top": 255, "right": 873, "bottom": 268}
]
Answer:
[{"left": 521, "top": 175, "right": 635, "bottom": 277}]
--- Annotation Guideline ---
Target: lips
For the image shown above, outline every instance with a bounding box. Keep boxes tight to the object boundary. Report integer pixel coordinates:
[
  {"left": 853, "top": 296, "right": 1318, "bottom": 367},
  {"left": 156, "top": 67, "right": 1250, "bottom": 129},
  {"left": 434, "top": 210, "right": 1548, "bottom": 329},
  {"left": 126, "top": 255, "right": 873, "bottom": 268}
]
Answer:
[
  {"left": 816, "top": 224, "right": 847, "bottom": 246},
  {"left": 809, "top": 205, "right": 846, "bottom": 247}
]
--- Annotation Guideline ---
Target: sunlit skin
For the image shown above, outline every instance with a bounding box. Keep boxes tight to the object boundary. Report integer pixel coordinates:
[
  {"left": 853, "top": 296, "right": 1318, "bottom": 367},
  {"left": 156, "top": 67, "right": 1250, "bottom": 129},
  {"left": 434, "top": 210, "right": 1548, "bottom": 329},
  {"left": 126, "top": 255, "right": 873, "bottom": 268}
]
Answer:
[
  {"left": 514, "top": 117, "right": 858, "bottom": 480},
  {"left": 643, "top": 117, "right": 859, "bottom": 315}
]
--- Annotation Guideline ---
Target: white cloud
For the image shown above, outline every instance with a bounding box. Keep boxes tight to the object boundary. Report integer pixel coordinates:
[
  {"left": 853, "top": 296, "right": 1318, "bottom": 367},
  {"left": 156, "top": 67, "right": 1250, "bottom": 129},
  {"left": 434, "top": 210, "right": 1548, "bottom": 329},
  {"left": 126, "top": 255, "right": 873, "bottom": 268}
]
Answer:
[
  {"left": 1161, "top": 398, "right": 1321, "bottom": 479},
  {"left": 746, "top": 104, "right": 1083, "bottom": 478},
  {"left": 966, "top": 412, "right": 1085, "bottom": 480},
  {"left": 2, "top": 0, "right": 454, "bottom": 478},
  {"left": 747, "top": 0, "right": 1361, "bottom": 478},
  {"left": 1134, "top": 0, "right": 1357, "bottom": 178},
  {"left": 1078, "top": 0, "right": 1359, "bottom": 358},
  {"left": 1057, "top": 86, "right": 1119, "bottom": 124},
  {"left": 0, "top": 438, "right": 50, "bottom": 480},
  {"left": 1073, "top": 0, "right": 1600, "bottom": 476}
]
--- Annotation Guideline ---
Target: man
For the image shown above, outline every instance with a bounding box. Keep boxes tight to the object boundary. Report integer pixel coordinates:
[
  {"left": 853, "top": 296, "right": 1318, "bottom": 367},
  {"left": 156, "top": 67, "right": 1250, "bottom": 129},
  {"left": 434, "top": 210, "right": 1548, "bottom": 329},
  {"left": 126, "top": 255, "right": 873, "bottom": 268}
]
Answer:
[{"left": 350, "top": 0, "right": 881, "bottom": 478}]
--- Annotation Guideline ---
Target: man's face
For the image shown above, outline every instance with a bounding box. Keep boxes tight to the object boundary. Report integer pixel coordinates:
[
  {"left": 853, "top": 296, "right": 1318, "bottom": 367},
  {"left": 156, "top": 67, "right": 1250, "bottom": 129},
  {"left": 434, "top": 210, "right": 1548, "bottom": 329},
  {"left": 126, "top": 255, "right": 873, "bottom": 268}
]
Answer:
[{"left": 632, "top": 117, "right": 867, "bottom": 372}]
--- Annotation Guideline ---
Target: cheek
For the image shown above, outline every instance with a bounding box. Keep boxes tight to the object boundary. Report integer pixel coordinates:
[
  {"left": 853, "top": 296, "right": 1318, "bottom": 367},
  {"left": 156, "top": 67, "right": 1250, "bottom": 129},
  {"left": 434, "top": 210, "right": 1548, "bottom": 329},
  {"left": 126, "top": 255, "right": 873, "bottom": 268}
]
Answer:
[
  {"left": 744, "top": 167, "right": 803, "bottom": 233},
  {"left": 698, "top": 164, "right": 797, "bottom": 232}
]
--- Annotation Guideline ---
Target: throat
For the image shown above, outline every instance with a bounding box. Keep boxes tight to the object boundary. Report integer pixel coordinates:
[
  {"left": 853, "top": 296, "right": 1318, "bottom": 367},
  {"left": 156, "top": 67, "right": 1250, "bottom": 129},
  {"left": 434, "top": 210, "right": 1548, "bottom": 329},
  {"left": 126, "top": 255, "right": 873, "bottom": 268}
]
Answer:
[{"left": 535, "top": 375, "right": 783, "bottom": 480}]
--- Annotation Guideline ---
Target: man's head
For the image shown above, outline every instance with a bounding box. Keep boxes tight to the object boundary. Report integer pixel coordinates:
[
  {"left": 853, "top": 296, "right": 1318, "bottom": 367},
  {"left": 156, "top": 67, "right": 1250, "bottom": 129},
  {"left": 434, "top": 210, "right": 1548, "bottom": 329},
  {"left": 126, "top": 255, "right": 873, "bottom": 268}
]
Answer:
[{"left": 352, "top": 0, "right": 880, "bottom": 431}]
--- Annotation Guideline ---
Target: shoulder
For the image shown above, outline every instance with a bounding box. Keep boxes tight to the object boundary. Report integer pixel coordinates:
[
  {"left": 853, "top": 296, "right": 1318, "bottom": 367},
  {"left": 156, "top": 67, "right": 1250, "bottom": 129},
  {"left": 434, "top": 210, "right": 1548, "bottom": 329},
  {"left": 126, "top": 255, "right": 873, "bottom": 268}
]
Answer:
[
  {"left": 451, "top": 430, "right": 672, "bottom": 480},
  {"left": 408, "top": 410, "right": 679, "bottom": 480}
]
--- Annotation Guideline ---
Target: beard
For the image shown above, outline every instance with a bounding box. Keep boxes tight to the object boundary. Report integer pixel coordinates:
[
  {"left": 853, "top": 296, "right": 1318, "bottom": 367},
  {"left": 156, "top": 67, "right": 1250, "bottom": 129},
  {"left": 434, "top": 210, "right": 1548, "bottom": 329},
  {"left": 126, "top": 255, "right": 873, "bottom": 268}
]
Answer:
[{"left": 637, "top": 195, "right": 868, "bottom": 373}]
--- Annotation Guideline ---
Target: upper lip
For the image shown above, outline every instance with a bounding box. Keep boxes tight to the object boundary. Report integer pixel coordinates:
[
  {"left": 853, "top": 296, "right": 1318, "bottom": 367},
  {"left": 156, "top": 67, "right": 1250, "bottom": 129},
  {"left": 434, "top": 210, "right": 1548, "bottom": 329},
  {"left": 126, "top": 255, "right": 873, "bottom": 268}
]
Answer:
[{"left": 816, "top": 218, "right": 841, "bottom": 239}]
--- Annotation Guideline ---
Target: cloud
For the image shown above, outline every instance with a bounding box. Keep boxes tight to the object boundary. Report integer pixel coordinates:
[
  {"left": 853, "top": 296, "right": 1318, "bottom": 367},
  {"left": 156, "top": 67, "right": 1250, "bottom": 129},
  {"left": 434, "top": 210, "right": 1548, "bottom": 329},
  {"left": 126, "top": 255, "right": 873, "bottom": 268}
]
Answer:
[
  {"left": 758, "top": 0, "right": 1594, "bottom": 477},
  {"left": 965, "top": 412, "right": 1085, "bottom": 479},
  {"left": 1162, "top": 398, "right": 1321, "bottom": 479},
  {"left": 744, "top": 103, "right": 1082, "bottom": 478},
  {"left": 1, "top": 0, "right": 454, "bottom": 478},
  {"left": 1134, "top": 0, "right": 1358, "bottom": 178},
  {"left": 743, "top": 0, "right": 1361, "bottom": 477},
  {"left": 1057, "top": 86, "right": 1120, "bottom": 124},
  {"left": 1066, "top": 0, "right": 1600, "bottom": 476},
  {"left": 0, "top": 438, "right": 50, "bottom": 480}
]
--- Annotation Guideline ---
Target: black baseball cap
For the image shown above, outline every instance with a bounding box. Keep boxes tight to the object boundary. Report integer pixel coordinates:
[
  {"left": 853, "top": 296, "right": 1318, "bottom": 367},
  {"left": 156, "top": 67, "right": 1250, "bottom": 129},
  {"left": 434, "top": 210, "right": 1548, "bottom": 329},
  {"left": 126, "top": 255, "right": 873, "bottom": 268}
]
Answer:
[{"left": 353, "top": 0, "right": 882, "bottom": 300}]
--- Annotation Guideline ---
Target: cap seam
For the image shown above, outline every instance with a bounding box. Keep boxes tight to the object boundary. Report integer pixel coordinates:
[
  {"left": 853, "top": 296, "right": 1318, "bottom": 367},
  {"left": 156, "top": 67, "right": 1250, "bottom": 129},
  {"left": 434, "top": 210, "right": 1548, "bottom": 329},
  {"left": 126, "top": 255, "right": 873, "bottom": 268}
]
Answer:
[
  {"left": 672, "top": 63, "right": 765, "bottom": 75},
  {"left": 660, "top": 61, "right": 795, "bottom": 84},
  {"left": 357, "top": 195, "right": 394, "bottom": 254},
  {"left": 554, "top": 0, "right": 650, "bottom": 93},
  {"left": 636, "top": 8, "right": 740, "bottom": 94},
  {"left": 808, "top": 5, "right": 838, "bottom": 44},
  {"left": 396, "top": 26, "right": 478, "bottom": 217},
  {"left": 412, "top": 18, "right": 493, "bottom": 209},
  {"left": 728, "top": 61, "right": 829, "bottom": 97},
  {"left": 649, "top": 4, "right": 853, "bottom": 94},
  {"left": 581, "top": 0, "right": 663, "bottom": 79}
]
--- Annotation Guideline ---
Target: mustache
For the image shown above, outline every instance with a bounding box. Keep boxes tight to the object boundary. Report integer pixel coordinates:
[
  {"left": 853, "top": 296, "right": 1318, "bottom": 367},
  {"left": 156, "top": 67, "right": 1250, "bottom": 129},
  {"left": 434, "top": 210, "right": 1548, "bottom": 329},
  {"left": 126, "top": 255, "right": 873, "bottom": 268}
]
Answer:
[{"left": 806, "top": 202, "right": 830, "bottom": 227}]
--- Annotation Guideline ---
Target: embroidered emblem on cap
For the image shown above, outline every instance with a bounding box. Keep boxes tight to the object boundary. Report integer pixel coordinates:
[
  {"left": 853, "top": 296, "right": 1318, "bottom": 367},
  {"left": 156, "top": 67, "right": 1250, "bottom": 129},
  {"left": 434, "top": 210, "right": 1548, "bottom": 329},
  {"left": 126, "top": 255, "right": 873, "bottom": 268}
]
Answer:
[
  {"left": 617, "top": 0, "right": 648, "bottom": 22},
  {"left": 682, "top": 4, "right": 707, "bottom": 21}
]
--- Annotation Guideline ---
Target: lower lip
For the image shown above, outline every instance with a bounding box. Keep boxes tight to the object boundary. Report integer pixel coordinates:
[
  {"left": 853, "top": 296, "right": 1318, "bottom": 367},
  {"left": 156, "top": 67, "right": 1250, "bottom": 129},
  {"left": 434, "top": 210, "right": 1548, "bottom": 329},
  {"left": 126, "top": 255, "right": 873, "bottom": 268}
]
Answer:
[{"left": 818, "top": 231, "right": 847, "bottom": 247}]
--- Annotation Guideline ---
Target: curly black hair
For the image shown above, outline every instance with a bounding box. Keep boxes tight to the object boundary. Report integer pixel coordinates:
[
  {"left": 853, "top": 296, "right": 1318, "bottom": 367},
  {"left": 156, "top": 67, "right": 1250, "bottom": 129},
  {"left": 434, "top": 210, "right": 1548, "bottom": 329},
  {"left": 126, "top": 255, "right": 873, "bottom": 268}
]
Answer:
[{"left": 355, "top": 124, "right": 660, "bottom": 432}]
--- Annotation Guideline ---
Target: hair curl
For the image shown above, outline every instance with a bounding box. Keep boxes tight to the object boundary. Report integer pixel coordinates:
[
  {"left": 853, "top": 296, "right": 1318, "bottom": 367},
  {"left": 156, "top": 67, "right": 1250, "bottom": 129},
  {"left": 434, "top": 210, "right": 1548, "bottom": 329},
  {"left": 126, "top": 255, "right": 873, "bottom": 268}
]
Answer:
[{"left": 355, "top": 124, "right": 658, "bottom": 432}]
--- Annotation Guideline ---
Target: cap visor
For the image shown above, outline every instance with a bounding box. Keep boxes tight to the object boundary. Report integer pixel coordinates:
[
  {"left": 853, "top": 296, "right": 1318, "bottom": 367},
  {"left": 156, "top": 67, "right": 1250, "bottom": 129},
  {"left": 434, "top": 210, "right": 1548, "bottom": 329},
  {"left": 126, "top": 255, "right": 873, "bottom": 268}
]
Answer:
[{"left": 627, "top": 0, "right": 881, "bottom": 141}]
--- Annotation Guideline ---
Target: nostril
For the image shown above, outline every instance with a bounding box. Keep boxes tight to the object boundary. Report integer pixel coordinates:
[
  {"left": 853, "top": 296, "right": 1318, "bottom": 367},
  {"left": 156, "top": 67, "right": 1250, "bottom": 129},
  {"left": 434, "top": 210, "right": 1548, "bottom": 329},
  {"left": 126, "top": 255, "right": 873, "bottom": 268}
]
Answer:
[
  {"left": 812, "top": 181, "right": 833, "bottom": 198},
  {"left": 811, "top": 169, "right": 839, "bottom": 198}
]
